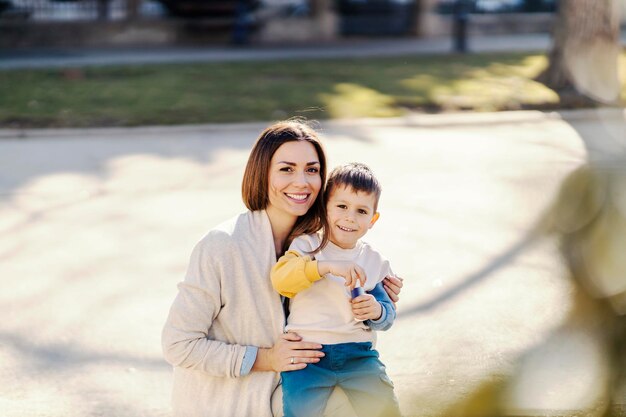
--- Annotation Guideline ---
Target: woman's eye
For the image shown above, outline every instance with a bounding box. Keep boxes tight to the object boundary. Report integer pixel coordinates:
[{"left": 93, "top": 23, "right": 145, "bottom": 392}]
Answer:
[
  {"left": 279, "top": 167, "right": 293, "bottom": 172},
  {"left": 307, "top": 167, "right": 319, "bottom": 174},
  {"left": 337, "top": 205, "right": 347, "bottom": 209}
]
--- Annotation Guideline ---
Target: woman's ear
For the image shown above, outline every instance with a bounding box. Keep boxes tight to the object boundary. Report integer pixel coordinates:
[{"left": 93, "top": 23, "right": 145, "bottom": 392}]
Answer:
[{"left": 369, "top": 212, "right": 380, "bottom": 228}]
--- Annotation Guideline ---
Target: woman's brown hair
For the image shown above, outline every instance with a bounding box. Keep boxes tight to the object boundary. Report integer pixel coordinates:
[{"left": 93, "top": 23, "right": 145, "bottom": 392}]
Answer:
[{"left": 242, "top": 119, "right": 329, "bottom": 253}]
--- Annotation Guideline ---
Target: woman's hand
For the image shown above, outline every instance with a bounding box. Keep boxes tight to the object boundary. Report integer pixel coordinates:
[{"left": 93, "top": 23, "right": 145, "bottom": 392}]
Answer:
[
  {"left": 255, "top": 332, "right": 324, "bottom": 372},
  {"left": 383, "top": 275, "right": 403, "bottom": 307},
  {"left": 351, "top": 294, "right": 382, "bottom": 321}
]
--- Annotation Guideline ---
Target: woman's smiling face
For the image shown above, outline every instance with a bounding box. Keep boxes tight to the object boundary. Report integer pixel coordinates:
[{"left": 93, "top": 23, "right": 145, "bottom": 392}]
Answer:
[{"left": 266, "top": 140, "right": 322, "bottom": 221}]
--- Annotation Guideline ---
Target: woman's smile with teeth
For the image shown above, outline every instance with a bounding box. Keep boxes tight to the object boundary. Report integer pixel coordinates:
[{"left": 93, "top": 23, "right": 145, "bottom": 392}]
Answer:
[{"left": 286, "top": 193, "right": 308, "bottom": 201}]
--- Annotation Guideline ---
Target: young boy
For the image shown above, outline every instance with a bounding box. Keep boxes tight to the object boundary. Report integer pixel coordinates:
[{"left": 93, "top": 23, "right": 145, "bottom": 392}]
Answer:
[{"left": 271, "top": 162, "right": 402, "bottom": 417}]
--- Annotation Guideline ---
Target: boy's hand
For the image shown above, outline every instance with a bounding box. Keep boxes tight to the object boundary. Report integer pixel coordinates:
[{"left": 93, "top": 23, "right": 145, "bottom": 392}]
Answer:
[
  {"left": 351, "top": 294, "right": 382, "bottom": 321},
  {"left": 319, "top": 261, "right": 367, "bottom": 289}
]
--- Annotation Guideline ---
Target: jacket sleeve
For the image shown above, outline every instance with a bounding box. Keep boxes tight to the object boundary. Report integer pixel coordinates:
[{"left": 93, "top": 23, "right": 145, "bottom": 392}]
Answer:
[
  {"left": 365, "top": 281, "right": 396, "bottom": 331},
  {"left": 161, "top": 233, "right": 248, "bottom": 378},
  {"left": 271, "top": 250, "right": 323, "bottom": 298}
]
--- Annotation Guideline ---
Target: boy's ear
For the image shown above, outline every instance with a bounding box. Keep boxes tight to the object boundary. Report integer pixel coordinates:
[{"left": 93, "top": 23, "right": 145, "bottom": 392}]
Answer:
[{"left": 369, "top": 212, "right": 380, "bottom": 228}]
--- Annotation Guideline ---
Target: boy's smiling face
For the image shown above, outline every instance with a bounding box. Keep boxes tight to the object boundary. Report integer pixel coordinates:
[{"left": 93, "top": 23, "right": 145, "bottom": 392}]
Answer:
[{"left": 326, "top": 185, "right": 379, "bottom": 249}]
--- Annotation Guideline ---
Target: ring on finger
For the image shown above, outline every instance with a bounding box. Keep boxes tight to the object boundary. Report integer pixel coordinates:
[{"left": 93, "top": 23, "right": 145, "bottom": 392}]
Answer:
[{"left": 290, "top": 357, "right": 295, "bottom": 365}]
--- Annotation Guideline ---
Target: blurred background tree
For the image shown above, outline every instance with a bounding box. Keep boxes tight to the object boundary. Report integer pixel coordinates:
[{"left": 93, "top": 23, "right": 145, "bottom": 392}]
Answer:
[{"left": 539, "top": 0, "right": 623, "bottom": 105}]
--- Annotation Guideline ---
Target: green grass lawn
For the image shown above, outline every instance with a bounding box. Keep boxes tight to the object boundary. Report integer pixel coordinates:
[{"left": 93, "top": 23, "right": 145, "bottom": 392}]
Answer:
[{"left": 1, "top": 51, "right": 624, "bottom": 128}]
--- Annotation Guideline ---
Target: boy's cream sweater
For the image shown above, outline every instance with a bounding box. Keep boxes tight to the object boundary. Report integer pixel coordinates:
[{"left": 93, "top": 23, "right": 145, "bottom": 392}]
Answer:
[{"left": 272, "top": 233, "right": 392, "bottom": 345}]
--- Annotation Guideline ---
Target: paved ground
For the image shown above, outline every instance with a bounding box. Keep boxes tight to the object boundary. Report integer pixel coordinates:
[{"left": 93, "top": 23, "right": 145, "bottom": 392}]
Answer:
[
  {"left": 2, "top": 31, "right": 626, "bottom": 70},
  {"left": 1, "top": 109, "right": 625, "bottom": 416}
]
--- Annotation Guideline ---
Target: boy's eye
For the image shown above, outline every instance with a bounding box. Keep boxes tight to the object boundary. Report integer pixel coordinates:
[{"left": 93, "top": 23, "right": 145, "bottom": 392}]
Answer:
[{"left": 358, "top": 209, "right": 368, "bottom": 215}]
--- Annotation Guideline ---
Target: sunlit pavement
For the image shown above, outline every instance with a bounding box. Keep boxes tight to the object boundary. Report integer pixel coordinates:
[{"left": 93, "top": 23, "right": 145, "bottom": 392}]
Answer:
[{"left": 1, "top": 109, "right": 625, "bottom": 416}]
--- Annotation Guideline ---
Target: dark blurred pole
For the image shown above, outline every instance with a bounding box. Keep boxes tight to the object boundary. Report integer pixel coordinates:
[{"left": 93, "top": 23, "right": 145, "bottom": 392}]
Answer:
[
  {"left": 232, "top": 0, "right": 251, "bottom": 45},
  {"left": 524, "top": 0, "right": 542, "bottom": 12},
  {"left": 97, "top": 0, "right": 110, "bottom": 20},
  {"left": 0, "top": 0, "right": 10, "bottom": 15},
  {"left": 452, "top": 0, "right": 470, "bottom": 53}
]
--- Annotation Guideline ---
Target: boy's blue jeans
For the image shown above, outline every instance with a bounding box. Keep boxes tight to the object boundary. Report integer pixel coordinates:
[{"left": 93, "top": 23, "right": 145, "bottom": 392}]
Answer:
[{"left": 281, "top": 342, "right": 402, "bottom": 417}]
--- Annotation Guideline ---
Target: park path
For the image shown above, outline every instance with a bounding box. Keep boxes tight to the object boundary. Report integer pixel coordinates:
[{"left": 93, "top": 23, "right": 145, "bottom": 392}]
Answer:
[
  {"left": 0, "top": 33, "right": 552, "bottom": 70},
  {"left": 1, "top": 31, "right": 626, "bottom": 70}
]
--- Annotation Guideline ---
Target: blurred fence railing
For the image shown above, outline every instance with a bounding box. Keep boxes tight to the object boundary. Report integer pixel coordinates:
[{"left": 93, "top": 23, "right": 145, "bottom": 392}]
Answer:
[{"left": 1, "top": 0, "right": 164, "bottom": 21}]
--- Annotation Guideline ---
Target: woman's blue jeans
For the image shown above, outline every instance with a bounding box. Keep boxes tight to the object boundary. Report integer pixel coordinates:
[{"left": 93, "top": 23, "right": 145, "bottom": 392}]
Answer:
[{"left": 281, "top": 342, "right": 402, "bottom": 417}]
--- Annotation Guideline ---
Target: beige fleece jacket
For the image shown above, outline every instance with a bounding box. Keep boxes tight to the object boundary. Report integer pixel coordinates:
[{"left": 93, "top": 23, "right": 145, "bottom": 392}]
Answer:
[{"left": 162, "top": 210, "right": 284, "bottom": 417}]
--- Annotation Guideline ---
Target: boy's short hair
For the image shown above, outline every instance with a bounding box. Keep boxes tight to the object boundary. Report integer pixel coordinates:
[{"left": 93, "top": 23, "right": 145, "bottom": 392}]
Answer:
[{"left": 324, "top": 162, "right": 382, "bottom": 211}]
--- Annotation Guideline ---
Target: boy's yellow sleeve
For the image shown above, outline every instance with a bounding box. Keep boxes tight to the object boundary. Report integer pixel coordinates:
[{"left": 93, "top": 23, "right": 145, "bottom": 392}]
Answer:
[{"left": 271, "top": 250, "right": 323, "bottom": 298}]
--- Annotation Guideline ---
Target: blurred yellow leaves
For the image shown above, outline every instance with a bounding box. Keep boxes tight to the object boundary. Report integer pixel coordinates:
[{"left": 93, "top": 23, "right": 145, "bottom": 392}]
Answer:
[
  {"left": 319, "top": 83, "right": 403, "bottom": 119},
  {"left": 401, "top": 56, "right": 559, "bottom": 112},
  {"left": 548, "top": 164, "right": 626, "bottom": 314}
]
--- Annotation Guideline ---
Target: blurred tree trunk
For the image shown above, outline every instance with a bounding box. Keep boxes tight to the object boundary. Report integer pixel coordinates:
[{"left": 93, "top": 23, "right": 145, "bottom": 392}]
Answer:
[
  {"left": 538, "top": 0, "right": 622, "bottom": 105},
  {"left": 126, "top": 0, "right": 140, "bottom": 20},
  {"left": 310, "top": 0, "right": 338, "bottom": 40},
  {"left": 309, "top": 0, "right": 323, "bottom": 17},
  {"left": 412, "top": 0, "right": 438, "bottom": 37}
]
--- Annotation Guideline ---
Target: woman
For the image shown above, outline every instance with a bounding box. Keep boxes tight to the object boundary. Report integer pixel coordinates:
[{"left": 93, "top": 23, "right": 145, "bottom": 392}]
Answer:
[{"left": 162, "top": 120, "right": 403, "bottom": 417}]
